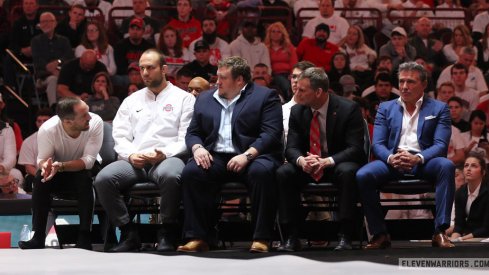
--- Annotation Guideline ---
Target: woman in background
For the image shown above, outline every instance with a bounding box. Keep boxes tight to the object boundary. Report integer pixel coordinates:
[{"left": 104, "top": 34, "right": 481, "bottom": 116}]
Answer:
[
  {"left": 75, "top": 20, "right": 117, "bottom": 76},
  {"left": 156, "top": 25, "right": 191, "bottom": 81},
  {"left": 450, "top": 152, "right": 489, "bottom": 241},
  {"left": 264, "top": 22, "right": 298, "bottom": 100},
  {"left": 86, "top": 72, "right": 120, "bottom": 122}
]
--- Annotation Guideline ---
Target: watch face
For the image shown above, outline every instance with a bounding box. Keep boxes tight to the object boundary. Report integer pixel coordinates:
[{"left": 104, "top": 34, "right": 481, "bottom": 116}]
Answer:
[{"left": 246, "top": 153, "right": 253, "bottom": 160}]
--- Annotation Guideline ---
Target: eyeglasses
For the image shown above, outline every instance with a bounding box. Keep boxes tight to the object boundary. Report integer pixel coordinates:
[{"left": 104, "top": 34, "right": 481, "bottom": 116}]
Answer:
[{"left": 40, "top": 19, "right": 55, "bottom": 24}]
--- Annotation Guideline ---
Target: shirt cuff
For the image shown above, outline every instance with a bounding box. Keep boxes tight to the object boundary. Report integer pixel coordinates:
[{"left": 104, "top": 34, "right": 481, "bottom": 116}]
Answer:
[
  {"left": 387, "top": 154, "right": 394, "bottom": 164},
  {"left": 296, "top": 156, "right": 303, "bottom": 166},
  {"left": 327, "top": 157, "right": 335, "bottom": 166},
  {"left": 416, "top": 153, "right": 424, "bottom": 164}
]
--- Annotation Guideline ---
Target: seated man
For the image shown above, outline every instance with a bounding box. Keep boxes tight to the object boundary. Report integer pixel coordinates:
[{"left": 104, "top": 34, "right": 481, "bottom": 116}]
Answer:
[
  {"left": 18, "top": 108, "right": 53, "bottom": 193},
  {"left": 31, "top": 12, "right": 74, "bottom": 107},
  {"left": 18, "top": 97, "right": 103, "bottom": 250},
  {"left": 177, "top": 56, "right": 283, "bottom": 253},
  {"left": 57, "top": 49, "right": 107, "bottom": 102},
  {"left": 187, "top": 77, "right": 210, "bottom": 97},
  {"left": 180, "top": 40, "right": 218, "bottom": 82},
  {"left": 94, "top": 49, "right": 195, "bottom": 252},
  {"left": 356, "top": 62, "right": 455, "bottom": 249},
  {"left": 276, "top": 67, "right": 366, "bottom": 252}
]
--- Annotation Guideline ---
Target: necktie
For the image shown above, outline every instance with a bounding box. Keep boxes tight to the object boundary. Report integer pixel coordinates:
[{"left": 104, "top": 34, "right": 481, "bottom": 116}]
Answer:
[{"left": 310, "top": 111, "right": 323, "bottom": 181}]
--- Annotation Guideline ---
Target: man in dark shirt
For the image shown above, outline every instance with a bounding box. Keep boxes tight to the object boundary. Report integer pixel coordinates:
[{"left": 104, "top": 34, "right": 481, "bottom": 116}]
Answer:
[
  {"left": 3, "top": 0, "right": 42, "bottom": 89},
  {"left": 31, "top": 11, "right": 74, "bottom": 107},
  {"left": 55, "top": 3, "right": 87, "bottom": 48},
  {"left": 448, "top": 96, "right": 470, "bottom": 132},
  {"left": 113, "top": 17, "right": 152, "bottom": 88},
  {"left": 181, "top": 40, "right": 217, "bottom": 82},
  {"left": 119, "top": 0, "right": 160, "bottom": 44},
  {"left": 365, "top": 72, "right": 399, "bottom": 118},
  {"left": 57, "top": 49, "right": 107, "bottom": 101}
]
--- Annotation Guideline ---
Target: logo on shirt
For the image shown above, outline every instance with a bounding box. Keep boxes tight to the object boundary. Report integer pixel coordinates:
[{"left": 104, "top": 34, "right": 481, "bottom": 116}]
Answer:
[{"left": 163, "top": 104, "right": 173, "bottom": 112}]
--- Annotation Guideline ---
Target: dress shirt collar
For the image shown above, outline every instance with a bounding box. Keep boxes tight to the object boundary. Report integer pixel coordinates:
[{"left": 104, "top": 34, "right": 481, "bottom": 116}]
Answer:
[
  {"left": 397, "top": 95, "right": 424, "bottom": 113},
  {"left": 310, "top": 96, "right": 329, "bottom": 117},
  {"left": 214, "top": 84, "right": 247, "bottom": 108}
]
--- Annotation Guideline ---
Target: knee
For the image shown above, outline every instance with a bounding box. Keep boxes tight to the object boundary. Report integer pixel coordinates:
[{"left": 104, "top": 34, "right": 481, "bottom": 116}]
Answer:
[
  {"left": 93, "top": 168, "right": 114, "bottom": 191},
  {"left": 181, "top": 161, "right": 204, "bottom": 186},
  {"left": 248, "top": 161, "right": 273, "bottom": 180}
]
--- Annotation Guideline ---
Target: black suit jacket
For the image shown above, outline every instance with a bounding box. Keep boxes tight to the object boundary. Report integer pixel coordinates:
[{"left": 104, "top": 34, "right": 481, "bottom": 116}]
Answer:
[
  {"left": 454, "top": 182, "right": 489, "bottom": 237},
  {"left": 285, "top": 94, "right": 366, "bottom": 166},
  {"left": 408, "top": 35, "right": 446, "bottom": 66},
  {"left": 185, "top": 83, "right": 283, "bottom": 160}
]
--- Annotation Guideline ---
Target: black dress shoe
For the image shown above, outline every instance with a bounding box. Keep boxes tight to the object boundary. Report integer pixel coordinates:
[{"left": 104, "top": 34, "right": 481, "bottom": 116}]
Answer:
[
  {"left": 75, "top": 231, "right": 93, "bottom": 250},
  {"left": 108, "top": 236, "right": 141, "bottom": 253},
  {"left": 334, "top": 235, "right": 352, "bottom": 251},
  {"left": 18, "top": 238, "right": 45, "bottom": 249},
  {"left": 277, "top": 237, "right": 302, "bottom": 252},
  {"left": 156, "top": 235, "right": 176, "bottom": 252}
]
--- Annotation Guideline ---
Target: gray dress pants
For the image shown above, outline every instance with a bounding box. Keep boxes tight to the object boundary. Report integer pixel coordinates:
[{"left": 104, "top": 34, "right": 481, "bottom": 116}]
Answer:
[{"left": 94, "top": 157, "right": 185, "bottom": 227}]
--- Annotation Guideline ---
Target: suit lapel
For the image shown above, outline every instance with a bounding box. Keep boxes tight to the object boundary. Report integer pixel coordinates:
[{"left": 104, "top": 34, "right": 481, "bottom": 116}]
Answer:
[
  {"left": 231, "top": 84, "right": 251, "bottom": 126},
  {"left": 326, "top": 95, "right": 338, "bottom": 148},
  {"left": 417, "top": 98, "right": 432, "bottom": 139}
]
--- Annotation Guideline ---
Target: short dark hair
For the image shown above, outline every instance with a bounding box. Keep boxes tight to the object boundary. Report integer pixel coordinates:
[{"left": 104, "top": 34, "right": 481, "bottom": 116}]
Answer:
[
  {"left": 447, "top": 96, "right": 464, "bottom": 106},
  {"left": 298, "top": 67, "right": 329, "bottom": 92},
  {"left": 375, "top": 72, "right": 392, "bottom": 85},
  {"left": 293, "top": 61, "right": 315, "bottom": 72},
  {"left": 451, "top": 63, "right": 468, "bottom": 75},
  {"left": 218, "top": 56, "right": 252, "bottom": 83},
  {"left": 141, "top": 48, "right": 166, "bottom": 67},
  {"left": 254, "top": 63, "right": 269, "bottom": 69},
  {"left": 398, "top": 62, "right": 428, "bottom": 83},
  {"left": 56, "top": 97, "right": 82, "bottom": 120},
  {"left": 176, "top": 67, "right": 193, "bottom": 79}
]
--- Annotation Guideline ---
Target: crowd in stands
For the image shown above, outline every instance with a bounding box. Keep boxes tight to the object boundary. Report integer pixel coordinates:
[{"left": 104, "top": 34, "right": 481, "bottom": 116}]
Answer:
[{"left": 1, "top": 0, "right": 489, "bottom": 252}]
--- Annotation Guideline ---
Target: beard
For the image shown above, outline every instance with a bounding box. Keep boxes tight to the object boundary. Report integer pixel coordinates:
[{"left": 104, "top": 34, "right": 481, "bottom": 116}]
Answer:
[
  {"left": 203, "top": 31, "right": 217, "bottom": 45},
  {"left": 145, "top": 76, "right": 164, "bottom": 89},
  {"left": 315, "top": 36, "right": 327, "bottom": 43}
]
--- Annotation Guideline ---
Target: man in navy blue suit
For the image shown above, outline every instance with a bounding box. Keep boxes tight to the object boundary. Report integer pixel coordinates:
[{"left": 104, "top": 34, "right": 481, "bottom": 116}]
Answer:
[
  {"left": 177, "top": 56, "right": 283, "bottom": 253},
  {"left": 356, "top": 62, "right": 455, "bottom": 249}
]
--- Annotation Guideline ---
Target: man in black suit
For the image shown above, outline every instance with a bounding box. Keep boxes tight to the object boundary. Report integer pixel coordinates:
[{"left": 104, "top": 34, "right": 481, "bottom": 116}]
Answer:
[
  {"left": 276, "top": 67, "right": 366, "bottom": 251},
  {"left": 177, "top": 56, "right": 283, "bottom": 253}
]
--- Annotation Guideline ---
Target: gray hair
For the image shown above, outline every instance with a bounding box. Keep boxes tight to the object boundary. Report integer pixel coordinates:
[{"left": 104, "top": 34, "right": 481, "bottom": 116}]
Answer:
[
  {"left": 218, "top": 56, "right": 251, "bottom": 83},
  {"left": 57, "top": 97, "right": 82, "bottom": 120},
  {"left": 461, "top": 46, "right": 476, "bottom": 56},
  {"left": 298, "top": 67, "right": 329, "bottom": 92},
  {"left": 398, "top": 62, "right": 428, "bottom": 83}
]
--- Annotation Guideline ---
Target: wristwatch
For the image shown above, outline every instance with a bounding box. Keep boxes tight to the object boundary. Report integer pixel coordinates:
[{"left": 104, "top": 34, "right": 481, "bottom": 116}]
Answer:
[{"left": 244, "top": 153, "right": 254, "bottom": 161}]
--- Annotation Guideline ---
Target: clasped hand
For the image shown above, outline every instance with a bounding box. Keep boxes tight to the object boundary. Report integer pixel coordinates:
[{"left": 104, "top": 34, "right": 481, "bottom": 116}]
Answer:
[
  {"left": 300, "top": 153, "right": 332, "bottom": 175},
  {"left": 129, "top": 149, "right": 166, "bottom": 169},
  {"left": 389, "top": 149, "right": 421, "bottom": 172},
  {"left": 41, "top": 158, "right": 63, "bottom": 182}
]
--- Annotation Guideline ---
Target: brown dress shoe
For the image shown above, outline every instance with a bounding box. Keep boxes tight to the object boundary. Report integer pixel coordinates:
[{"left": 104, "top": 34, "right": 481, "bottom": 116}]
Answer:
[
  {"left": 432, "top": 233, "right": 455, "bottom": 248},
  {"left": 249, "top": 240, "right": 269, "bottom": 253},
  {"left": 176, "top": 240, "right": 209, "bottom": 252},
  {"left": 364, "top": 233, "right": 391, "bottom": 250}
]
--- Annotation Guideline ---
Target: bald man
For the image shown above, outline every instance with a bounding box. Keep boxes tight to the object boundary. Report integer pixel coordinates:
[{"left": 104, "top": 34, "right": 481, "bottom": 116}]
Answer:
[
  {"left": 31, "top": 11, "right": 73, "bottom": 106},
  {"left": 57, "top": 49, "right": 108, "bottom": 102},
  {"left": 188, "top": 77, "right": 210, "bottom": 97}
]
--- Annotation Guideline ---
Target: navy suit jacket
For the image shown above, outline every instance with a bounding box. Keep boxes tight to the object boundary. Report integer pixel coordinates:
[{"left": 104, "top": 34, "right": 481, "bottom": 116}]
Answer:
[
  {"left": 185, "top": 83, "right": 283, "bottom": 159},
  {"left": 372, "top": 96, "right": 451, "bottom": 163},
  {"left": 286, "top": 94, "right": 366, "bottom": 165}
]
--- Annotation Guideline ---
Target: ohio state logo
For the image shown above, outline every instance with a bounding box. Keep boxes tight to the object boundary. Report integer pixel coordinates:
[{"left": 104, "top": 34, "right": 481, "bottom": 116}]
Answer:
[{"left": 163, "top": 104, "right": 173, "bottom": 112}]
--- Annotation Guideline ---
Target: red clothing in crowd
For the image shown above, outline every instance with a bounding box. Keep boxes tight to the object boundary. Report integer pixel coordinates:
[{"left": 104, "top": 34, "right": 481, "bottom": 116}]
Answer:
[
  {"left": 168, "top": 17, "right": 202, "bottom": 48},
  {"left": 296, "top": 38, "right": 339, "bottom": 72},
  {"left": 269, "top": 44, "right": 298, "bottom": 75}
]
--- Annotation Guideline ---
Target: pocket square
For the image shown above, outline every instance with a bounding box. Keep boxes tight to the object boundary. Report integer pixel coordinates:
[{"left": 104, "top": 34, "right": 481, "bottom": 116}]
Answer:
[{"left": 424, "top": 115, "right": 436, "bottom": 120}]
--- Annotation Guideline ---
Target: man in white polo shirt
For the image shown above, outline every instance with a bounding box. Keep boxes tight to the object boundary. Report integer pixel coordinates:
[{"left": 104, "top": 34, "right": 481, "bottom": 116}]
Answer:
[{"left": 94, "top": 49, "right": 195, "bottom": 253}]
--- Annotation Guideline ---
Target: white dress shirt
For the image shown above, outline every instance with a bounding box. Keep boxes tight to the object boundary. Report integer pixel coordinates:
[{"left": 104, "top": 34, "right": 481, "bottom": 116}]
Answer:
[
  {"left": 466, "top": 183, "right": 481, "bottom": 216},
  {"left": 213, "top": 85, "right": 246, "bottom": 153}
]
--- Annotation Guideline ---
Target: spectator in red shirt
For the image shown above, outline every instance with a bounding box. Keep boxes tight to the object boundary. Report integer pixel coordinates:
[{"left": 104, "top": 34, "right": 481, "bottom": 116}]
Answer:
[
  {"left": 296, "top": 23, "right": 339, "bottom": 72},
  {"left": 168, "top": 0, "right": 202, "bottom": 48}
]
